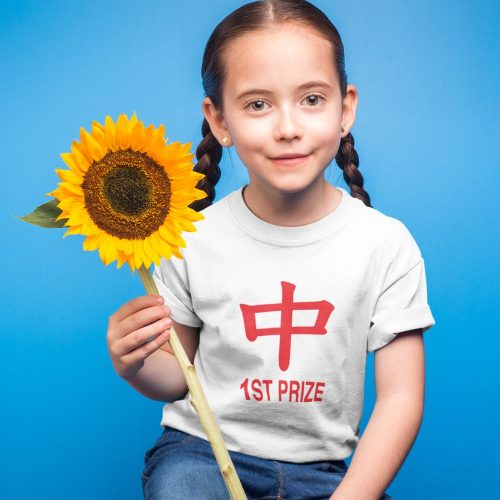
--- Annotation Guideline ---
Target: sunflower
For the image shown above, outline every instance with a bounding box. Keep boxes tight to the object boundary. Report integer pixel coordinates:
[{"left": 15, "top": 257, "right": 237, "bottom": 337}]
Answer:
[{"left": 46, "top": 112, "right": 207, "bottom": 271}]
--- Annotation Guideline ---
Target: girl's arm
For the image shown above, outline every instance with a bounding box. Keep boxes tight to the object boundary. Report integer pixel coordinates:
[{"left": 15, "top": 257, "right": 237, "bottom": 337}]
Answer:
[{"left": 330, "top": 329, "right": 425, "bottom": 500}]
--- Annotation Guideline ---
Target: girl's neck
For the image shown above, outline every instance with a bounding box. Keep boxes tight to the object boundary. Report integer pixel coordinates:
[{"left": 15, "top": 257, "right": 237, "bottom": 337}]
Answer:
[{"left": 242, "top": 179, "right": 342, "bottom": 227}]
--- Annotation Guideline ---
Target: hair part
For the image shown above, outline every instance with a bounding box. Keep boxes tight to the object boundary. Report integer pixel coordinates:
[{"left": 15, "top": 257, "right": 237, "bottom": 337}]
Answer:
[{"left": 189, "top": 0, "right": 371, "bottom": 212}]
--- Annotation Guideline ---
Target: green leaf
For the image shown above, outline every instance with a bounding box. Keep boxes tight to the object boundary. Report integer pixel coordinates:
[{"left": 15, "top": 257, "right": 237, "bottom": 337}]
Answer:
[{"left": 16, "top": 198, "right": 69, "bottom": 228}]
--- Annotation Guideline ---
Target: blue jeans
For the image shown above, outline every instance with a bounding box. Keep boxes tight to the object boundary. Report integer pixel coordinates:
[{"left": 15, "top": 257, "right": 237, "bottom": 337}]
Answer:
[{"left": 142, "top": 426, "right": 394, "bottom": 499}]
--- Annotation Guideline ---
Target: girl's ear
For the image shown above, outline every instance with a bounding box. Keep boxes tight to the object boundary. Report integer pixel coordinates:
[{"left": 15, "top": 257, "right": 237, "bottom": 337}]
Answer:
[
  {"left": 202, "top": 97, "right": 230, "bottom": 146},
  {"left": 341, "top": 84, "right": 358, "bottom": 136}
]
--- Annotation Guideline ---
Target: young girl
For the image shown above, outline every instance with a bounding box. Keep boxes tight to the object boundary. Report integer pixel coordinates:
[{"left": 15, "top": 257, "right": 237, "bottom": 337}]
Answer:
[{"left": 106, "top": 1, "right": 435, "bottom": 498}]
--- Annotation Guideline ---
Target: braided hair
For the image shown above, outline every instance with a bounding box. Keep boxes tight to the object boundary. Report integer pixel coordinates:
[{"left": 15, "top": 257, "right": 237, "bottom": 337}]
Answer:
[
  {"left": 189, "top": 118, "right": 222, "bottom": 212},
  {"left": 335, "top": 132, "right": 371, "bottom": 207},
  {"left": 189, "top": 0, "right": 371, "bottom": 212}
]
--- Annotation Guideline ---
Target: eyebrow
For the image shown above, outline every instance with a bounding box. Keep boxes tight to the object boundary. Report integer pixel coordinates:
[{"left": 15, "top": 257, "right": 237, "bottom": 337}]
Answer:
[{"left": 235, "top": 81, "right": 332, "bottom": 101}]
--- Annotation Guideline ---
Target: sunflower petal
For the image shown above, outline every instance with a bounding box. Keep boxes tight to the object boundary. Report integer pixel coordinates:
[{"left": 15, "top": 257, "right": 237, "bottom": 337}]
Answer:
[
  {"left": 171, "top": 245, "right": 183, "bottom": 259},
  {"left": 148, "top": 233, "right": 168, "bottom": 260},
  {"left": 128, "top": 112, "right": 139, "bottom": 135},
  {"left": 91, "top": 120, "right": 107, "bottom": 151},
  {"left": 63, "top": 225, "right": 82, "bottom": 238},
  {"left": 130, "top": 121, "right": 146, "bottom": 151},
  {"left": 58, "top": 181, "right": 84, "bottom": 197},
  {"left": 104, "top": 115, "right": 117, "bottom": 151},
  {"left": 60, "top": 152, "right": 85, "bottom": 176},
  {"left": 158, "top": 221, "right": 186, "bottom": 248},
  {"left": 127, "top": 253, "right": 136, "bottom": 273},
  {"left": 55, "top": 168, "right": 82, "bottom": 185},
  {"left": 120, "top": 238, "right": 134, "bottom": 256},
  {"left": 83, "top": 234, "right": 101, "bottom": 251},
  {"left": 157, "top": 235, "right": 174, "bottom": 259},
  {"left": 77, "top": 127, "right": 97, "bottom": 164},
  {"left": 133, "top": 241, "right": 143, "bottom": 270},
  {"left": 116, "top": 250, "right": 127, "bottom": 269},
  {"left": 81, "top": 129, "right": 105, "bottom": 162},
  {"left": 71, "top": 140, "right": 91, "bottom": 172},
  {"left": 116, "top": 113, "right": 130, "bottom": 149}
]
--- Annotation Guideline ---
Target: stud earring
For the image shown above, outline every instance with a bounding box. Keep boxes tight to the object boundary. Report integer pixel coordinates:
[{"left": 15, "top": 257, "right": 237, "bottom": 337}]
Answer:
[
  {"left": 222, "top": 136, "right": 229, "bottom": 145},
  {"left": 341, "top": 127, "right": 345, "bottom": 133}
]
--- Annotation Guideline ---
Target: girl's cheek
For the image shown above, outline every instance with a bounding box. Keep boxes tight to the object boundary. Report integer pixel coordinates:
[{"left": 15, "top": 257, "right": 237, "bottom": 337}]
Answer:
[
  {"left": 309, "top": 115, "right": 340, "bottom": 141},
  {"left": 236, "top": 119, "right": 272, "bottom": 141}
]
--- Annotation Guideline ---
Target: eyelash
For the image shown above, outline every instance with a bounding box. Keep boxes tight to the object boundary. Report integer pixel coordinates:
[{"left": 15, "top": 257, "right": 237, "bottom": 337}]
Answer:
[{"left": 244, "top": 93, "right": 326, "bottom": 112}]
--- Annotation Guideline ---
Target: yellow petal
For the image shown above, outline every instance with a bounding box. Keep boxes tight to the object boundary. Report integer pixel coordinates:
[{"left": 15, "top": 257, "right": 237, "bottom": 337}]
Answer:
[
  {"left": 142, "top": 236, "right": 158, "bottom": 264},
  {"left": 50, "top": 185, "right": 84, "bottom": 202},
  {"left": 57, "top": 197, "right": 85, "bottom": 212},
  {"left": 67, "top": 209, "right": 88, "bottom": 226},
  {"left": 60, "top": 152, "right": 85, "bottom": 176},
  {"left": 171, "top": 245, "right": 183, "bottom": 259},
  {"left": 120, "top": 238, "right": 134, "bottom": 255},
  {"left": 127, "top": 253, "right": 136, "bottom": 273},
  {"left": 149, "top": 232, "right": 165, "bottom": 256},
  {"left": 158, "top": 221, "right": 186, "bottom": 247},
  {"left": 116, "top": 250, "right": 128, "bottom": 269},
  {"left": 83, "top": 234, "right": 101, "bottom": 251},
  {"left": 116, "top": 113, "right": 130, "bottom": 149},
  {"left": 130, "top": 121, "right": 146, "bottom": 151},
  {"left": 55, "top": 168, "right": 82, "bottom": 185},
  {"left": 70, "top": 140, "right": 91, "bottom": 172},
  {"left": 59, "top": 181, "right": 84, "bottom": 197},
  {"left": 104, "top": 115, "right": 117, "bottom": 150},
  {"left": 81, "top": 129, "right": 105, "bottom": 162},
  {"left": 155, "top": 233, "right": 173, "bottom": 259},
  {"left": 128, "top": 112, "right": 139, "bottom": 135},
  {"left": 90, "top": 120, "right": 107, "bottom": 151},
  {"left": 62, "top": 225, "right": 82, "bottom": 238}
]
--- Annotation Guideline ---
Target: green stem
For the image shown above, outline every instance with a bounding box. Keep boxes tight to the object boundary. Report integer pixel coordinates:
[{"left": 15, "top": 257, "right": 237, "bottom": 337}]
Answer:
[{"left": 137, "top": 264, "right": 247, "bottom": 500}]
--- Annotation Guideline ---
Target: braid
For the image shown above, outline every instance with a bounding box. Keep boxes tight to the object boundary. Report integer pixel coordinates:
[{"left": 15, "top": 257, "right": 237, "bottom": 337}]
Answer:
[
  {"left": 335, "top": 132, "right": 372, "bottom": 208},
  {"left": 188, "top": 117, "right": 223, "bottom": 212}
]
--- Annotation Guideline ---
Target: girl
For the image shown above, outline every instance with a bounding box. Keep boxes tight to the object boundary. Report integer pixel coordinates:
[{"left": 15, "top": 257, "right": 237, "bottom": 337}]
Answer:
[{"left": 106, "top": 1, "right": 436, "bottom": 499}]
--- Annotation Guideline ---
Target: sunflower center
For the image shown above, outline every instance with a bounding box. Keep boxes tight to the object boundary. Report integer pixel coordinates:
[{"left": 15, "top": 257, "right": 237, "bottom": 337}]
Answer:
[
  {"left": 104, "top": 166, "right": 150, "bottom": 216},
  {"left": 82, "top": 148, "right": 171, "bottom": 239}
]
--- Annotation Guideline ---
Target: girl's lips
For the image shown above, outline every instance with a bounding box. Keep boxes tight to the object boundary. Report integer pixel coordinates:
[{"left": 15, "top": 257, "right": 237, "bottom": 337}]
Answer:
[{"left": 270, "top": 154, "right": 310, "bottom": 167}]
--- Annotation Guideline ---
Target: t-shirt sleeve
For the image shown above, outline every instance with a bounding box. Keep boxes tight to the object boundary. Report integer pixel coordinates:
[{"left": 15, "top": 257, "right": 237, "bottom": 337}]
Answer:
[
  {"left": 152, "top": 255, "right": 203, "bottom": 328},
  {"left": 367, "top": 219, "right": 436, "bottom": 352}
]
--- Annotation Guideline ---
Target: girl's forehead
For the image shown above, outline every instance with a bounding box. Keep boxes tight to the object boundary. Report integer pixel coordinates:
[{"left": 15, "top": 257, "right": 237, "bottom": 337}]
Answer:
[{"left": 222, "top": 24, "right": 337, "bottom": 96}]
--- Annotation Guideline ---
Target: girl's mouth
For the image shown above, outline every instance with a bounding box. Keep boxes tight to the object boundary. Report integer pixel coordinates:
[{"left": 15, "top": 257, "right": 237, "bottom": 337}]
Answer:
[{"left": 270, "top": 154, "right": 310, "bottom": 167}]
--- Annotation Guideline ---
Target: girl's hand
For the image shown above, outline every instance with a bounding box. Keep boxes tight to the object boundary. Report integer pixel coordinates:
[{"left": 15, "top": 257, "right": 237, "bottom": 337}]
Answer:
[{"left": 106, "top": 295, "right": 173, "bottom": 380}]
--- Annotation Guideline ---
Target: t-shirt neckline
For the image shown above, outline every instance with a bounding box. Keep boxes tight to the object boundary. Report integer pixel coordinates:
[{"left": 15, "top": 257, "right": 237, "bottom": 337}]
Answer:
[{"left": 227, "top": 184, "right": 361, "bottom": 246}]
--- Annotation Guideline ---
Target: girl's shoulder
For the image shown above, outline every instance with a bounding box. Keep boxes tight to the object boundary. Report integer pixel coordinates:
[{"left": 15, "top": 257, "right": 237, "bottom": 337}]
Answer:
[
  {"left": 350, "top": 199, "right": 423, "bottom": 263},
  {"left": 192, "top": 189, "right": 233, "bottom": 230},
  {"left": 177, "top": 189, "right": 235, "bottom": 251}
]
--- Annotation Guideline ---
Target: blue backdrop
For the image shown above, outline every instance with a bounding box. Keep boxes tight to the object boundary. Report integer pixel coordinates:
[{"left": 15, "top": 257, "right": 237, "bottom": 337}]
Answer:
[{"left": 1, "top": 0, "right": 498, "bottom": 498}]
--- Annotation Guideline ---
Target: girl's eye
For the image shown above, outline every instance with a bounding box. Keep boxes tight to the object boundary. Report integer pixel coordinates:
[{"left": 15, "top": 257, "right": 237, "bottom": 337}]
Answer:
[
  {"left": 303, "top": 94, "right": 325, "bottom": 106},
  {"left": 246, "top": 99, "right": 268, "bottom": 112},
  {"left": 245, "top": 94, "right": 325, "bottom": 112}
]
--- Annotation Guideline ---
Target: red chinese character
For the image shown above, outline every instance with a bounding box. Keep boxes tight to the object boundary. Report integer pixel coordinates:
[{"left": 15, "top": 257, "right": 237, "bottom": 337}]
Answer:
[{"left": 240, "top": 281, "right": 334, "bottom": 371}]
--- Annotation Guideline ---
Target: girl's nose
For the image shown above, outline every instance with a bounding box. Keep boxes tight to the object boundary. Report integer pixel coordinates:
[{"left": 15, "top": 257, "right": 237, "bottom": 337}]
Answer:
[{"left": 273, "top": 106, "right": 303, "bottom": 141}]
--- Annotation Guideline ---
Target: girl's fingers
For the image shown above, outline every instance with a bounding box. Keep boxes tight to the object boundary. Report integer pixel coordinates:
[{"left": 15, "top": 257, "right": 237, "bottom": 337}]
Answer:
[
  {"left": 117, "top": 317, "right": 173, "bottom": 356},
  {"left": 111, "top": 295, "right": 165, "bottom": 324},
  {"left": 121, "top": 327, "right": 172, "bottom": 366},
  {"left": 118, "top": 305, "right": 171, "bottom": 339}
]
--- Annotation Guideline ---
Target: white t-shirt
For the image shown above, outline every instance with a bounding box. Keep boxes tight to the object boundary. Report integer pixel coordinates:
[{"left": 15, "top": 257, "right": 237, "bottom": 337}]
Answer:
[{"left": 152, "top": 184, "right": 436, "bottom": 462}]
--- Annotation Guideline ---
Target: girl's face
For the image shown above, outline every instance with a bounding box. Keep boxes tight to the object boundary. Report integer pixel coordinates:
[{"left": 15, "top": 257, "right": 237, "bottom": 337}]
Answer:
[{"left": 203, "top": 23, "right": 357, "bottom": 196}]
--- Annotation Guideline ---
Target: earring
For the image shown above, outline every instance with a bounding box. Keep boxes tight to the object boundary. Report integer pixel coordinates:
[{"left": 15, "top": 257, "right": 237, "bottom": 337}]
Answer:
[
  {"left": 222, "top": 136, "right": 229, "bottom": 145},
  {"left": 341, "top": 127, "right": 345, "bottom": 133}
]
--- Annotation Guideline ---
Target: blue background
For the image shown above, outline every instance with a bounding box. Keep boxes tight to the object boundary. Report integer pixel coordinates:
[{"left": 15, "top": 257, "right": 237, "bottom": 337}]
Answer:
[{"left": 1, "top": 0, "right": 498, "bottom": 498}]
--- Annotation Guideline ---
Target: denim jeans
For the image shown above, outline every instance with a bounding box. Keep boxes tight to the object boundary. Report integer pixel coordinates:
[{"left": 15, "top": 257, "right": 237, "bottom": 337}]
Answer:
[{"left": 142, "top": 426, "right": 394, "bottom": 499}]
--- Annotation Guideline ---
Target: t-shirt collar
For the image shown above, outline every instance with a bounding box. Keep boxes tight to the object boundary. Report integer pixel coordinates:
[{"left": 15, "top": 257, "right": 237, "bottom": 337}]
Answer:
[{"left": 227, "top": 183, "right": 362, "bottom": 246}]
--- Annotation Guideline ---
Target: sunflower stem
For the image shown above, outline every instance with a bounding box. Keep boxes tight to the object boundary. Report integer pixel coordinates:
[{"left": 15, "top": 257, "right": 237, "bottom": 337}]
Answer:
[{"left": 137, "top": 264, "right": 247, "bottom": 500}]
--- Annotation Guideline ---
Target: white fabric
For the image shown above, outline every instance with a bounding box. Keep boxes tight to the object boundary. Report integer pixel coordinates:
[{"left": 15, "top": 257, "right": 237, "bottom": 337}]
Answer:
[{"left": 152, "top": 184, "right": 436, "bottom": 462}]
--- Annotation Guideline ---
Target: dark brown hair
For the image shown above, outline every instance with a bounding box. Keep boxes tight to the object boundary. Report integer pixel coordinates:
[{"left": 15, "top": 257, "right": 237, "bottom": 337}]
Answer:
[{"left": 189, "top": 0, "right": 371, "bottom": 212}]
